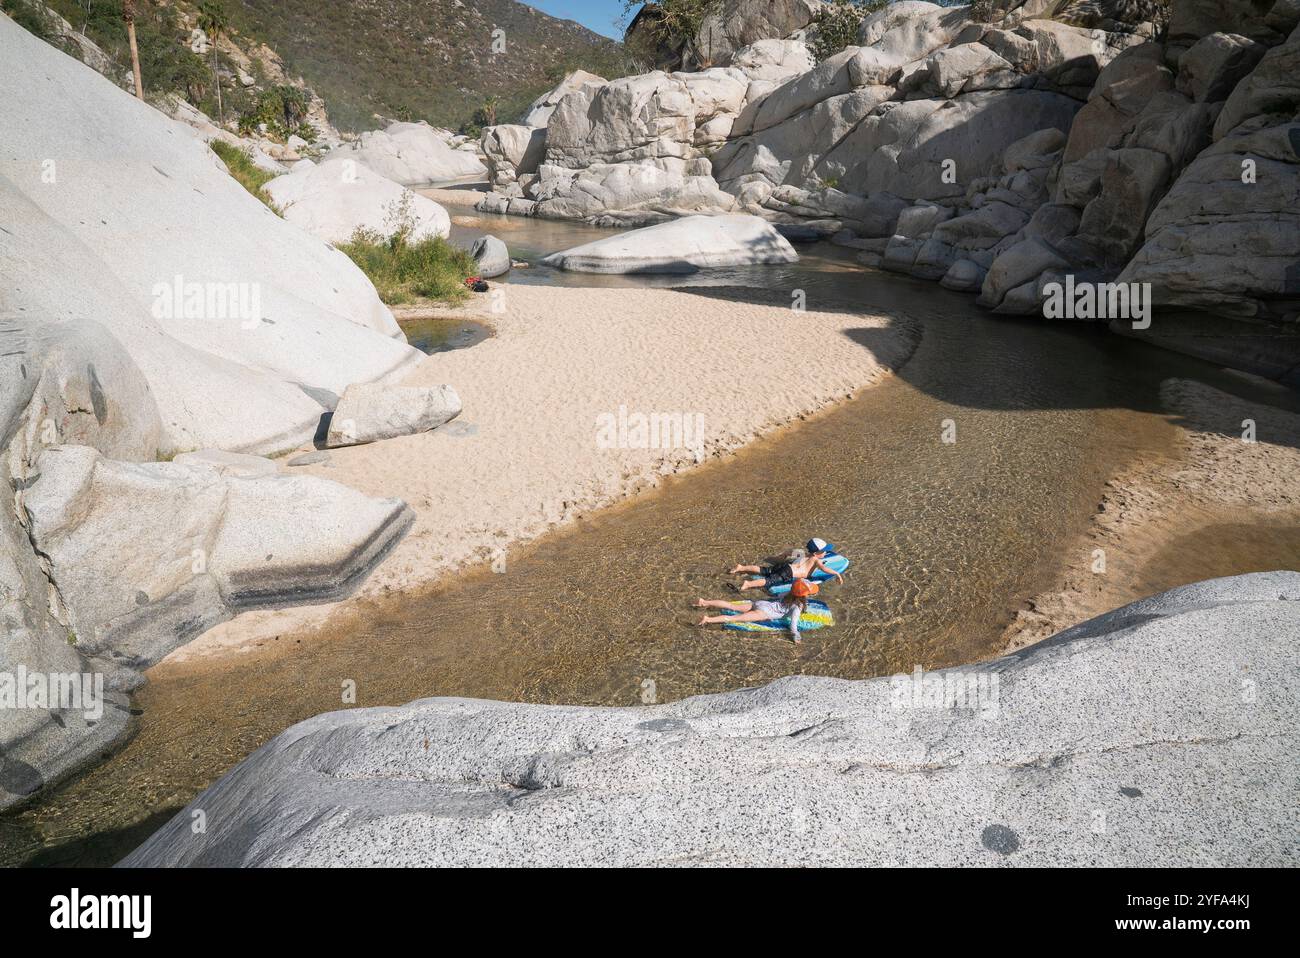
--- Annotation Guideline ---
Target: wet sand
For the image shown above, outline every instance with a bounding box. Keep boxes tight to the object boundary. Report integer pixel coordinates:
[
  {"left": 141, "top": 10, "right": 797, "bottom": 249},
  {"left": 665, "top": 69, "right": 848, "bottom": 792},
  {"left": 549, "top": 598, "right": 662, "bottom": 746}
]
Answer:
[
  {"left": 1003, "top": 376, "right": 1300, "bottom": 650},
  {"left": 174, "top": 283, "right": 919, "bottom": 663}
]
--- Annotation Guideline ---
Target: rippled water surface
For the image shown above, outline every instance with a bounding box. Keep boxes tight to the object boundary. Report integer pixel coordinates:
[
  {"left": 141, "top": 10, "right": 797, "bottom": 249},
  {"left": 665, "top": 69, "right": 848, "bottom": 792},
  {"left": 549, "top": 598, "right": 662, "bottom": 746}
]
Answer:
[{"left": 2, "top": 212, "right": 1293, "bottom": 866}]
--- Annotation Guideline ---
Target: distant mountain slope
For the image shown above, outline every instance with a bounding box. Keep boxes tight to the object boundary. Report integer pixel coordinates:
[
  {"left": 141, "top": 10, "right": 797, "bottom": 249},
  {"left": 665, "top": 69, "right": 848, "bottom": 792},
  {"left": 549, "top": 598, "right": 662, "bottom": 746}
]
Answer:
[{"left": 225, "top": 0, "right": 631, "bottom": 130}]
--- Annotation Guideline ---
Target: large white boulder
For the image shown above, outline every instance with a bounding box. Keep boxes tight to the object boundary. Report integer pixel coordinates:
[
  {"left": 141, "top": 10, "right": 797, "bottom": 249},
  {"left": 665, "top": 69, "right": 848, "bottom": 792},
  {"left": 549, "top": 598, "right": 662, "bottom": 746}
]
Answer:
[
  {"left": 0, "top": 317, "right": 414, "bottom": 810},
  {"left": 264, "top": 159, "right": 451, "bottom": 244},
  {"left": 544, "top": 72, "right": 700, "bottom": 170},
  {"left": 480, "top": 123, "right": 547, "bottom": 190},
  {"left": 0, "top": 16, "right": 421, "bottom": 456},
  {"left": 21, "top": 445, "right": 413, "bottom": 664},
  {"left": 858, "top": 1, "right": 971, "bottom": 62},
  {"left": 727, "top": 38, "right": 817, "bottom": 83},
  {"left": 0, "top": 317, "right": 161, "bottom": 811},
  {"left": 1119, "top": 118, "right": 1300, "bottom": 317},
  {"left": 121, "top": 573, "right": 1300, "bottom": 866},
  {"left": 469, "top": 235, "right": 511, "bottom": 278},
  {"left": 540, "top": 213, "right": 798, "bottom": 273},
  {"left": 520, "top": 70, "right": 608, "bottom": 128},
  {"left": 332, "top": 121, "right": 487, "bottom": 185},
  {"left": 531, "top": 161, "right": 738, "bottom": 226},
  {"left": 714, "top": 84, "right": 896, "bottom": 194},
  {"left": 817, "top": 89, "right": 1082, "bottom": 201},
  {"left": 325, "top": 383, "right": 462, "bottom": 447}
]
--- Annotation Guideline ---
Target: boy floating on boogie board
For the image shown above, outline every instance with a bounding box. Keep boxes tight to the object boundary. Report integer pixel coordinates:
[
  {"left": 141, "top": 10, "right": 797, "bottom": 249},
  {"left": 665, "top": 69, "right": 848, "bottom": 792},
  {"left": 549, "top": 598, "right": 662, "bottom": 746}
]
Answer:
[{"left": 729, "top": 537, "right": 844, "bottom": 592}]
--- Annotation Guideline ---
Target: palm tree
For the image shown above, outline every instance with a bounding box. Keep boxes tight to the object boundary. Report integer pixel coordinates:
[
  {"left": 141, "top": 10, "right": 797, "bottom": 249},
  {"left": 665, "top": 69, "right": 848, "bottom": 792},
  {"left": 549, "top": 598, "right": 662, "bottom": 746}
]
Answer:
[
  {"left": 197, "top": 1, "right": 229, "bottom": 126},
  {"left": 122, "top": 0, "right": 143, "bottom": 100}
]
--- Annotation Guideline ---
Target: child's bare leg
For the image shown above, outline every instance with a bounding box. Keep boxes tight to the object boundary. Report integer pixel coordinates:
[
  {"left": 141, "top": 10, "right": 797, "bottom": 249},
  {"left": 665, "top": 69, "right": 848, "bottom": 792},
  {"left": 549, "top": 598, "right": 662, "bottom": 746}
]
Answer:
[
  {"left": 728, "top": 564, "right": 762, "bottom": 575},
  {"left": 738, "top": 578, "right": 766, "bottom": 591},
  {"left": 723, "top": 610, "right": 777, "bottom": 624},
  {"left": 694, "top": 598, "right": 751, "bottom": 611}
]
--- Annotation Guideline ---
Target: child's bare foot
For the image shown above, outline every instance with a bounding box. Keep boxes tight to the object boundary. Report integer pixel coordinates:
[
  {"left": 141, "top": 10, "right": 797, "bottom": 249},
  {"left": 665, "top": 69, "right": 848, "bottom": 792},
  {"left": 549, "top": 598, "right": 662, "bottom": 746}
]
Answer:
[
  {"left": 728, "top": 564, "right": 744, "bottom": 575},
  {"left": 693, "top": 598, "right": 707, "bottom": 608},
  {"left": 697, "top": 615, "right": 711, "bottom": 627}
]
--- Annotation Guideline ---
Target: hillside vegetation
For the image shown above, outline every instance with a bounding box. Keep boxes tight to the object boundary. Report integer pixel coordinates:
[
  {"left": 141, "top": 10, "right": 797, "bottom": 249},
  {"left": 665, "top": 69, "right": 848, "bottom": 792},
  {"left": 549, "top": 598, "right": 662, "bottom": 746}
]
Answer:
[
  {"left": 5, "top": 0, "right": 633, "bottom": 134},
  {"left": 222, "top": 0, "right": 635, "bottom": 131}
]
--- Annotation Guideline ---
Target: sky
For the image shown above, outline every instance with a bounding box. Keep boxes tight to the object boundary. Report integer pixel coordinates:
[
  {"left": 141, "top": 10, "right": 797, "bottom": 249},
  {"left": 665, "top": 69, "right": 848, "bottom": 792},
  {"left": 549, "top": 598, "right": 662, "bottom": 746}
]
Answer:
[{"left": 525, "top": 0, "right": 629, "bottom": 41}]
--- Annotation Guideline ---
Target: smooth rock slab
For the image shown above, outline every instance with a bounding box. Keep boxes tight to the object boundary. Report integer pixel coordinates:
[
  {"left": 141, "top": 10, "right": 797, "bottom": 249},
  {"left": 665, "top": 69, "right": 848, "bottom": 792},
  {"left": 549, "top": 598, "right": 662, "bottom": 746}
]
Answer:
[
  {"left": 333, "top": 121, "right": 486, "bottom": 186},
  {"left": 21, "top": 445, "right": 413, "bottom": 667},
  {"left": 264, "top": 160, "right": 451, "bottom": 244},
  {"left": 121, "top": 573, "right": 1300, "bottom": 867},
  {"left": 540, "top": 214, "right": 797, "bottom": 273},
  {"left": 325, "top": 383, "right": 462, "bottom": 447},
  {"left": 0, "top": 17, "right": 421, "bottom": 456},
  {"left": 172, "top": 449, "right": 277, "bottom": 478}
]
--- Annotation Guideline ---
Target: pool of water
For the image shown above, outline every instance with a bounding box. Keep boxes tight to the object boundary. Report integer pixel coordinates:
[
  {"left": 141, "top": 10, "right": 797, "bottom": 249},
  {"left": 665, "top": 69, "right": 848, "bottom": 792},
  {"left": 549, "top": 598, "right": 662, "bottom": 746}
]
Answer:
[
  {"left": 398, "top": 316, "right": 493, "bottom": 355},
  {"left": 3, "top": 212, "right": 1297, "bottom": 867}
]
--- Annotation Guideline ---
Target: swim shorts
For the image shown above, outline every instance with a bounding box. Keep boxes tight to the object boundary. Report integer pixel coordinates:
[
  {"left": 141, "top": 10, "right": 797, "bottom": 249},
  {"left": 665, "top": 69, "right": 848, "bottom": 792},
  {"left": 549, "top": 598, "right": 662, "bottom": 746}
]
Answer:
[{"left": 761, "top": 563, "right": 794, "bottom": 587}]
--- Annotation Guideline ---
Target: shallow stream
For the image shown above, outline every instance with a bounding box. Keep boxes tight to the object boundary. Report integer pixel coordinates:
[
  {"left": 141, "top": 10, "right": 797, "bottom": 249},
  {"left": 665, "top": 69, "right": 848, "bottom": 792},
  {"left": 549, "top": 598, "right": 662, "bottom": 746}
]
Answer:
[{"left": 2, "top": 211, "right": 1296, "bottom": 867}]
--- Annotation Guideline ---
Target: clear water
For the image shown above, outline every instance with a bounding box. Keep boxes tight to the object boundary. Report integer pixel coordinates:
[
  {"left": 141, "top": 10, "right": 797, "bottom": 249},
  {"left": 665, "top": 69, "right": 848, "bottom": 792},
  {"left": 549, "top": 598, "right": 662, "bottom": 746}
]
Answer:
[
  {"left": 397, "top": 316, "right": 492, "bottom": 355},
  {"left": 2, "top": 211, "right": 1296, "bottom": 867}
]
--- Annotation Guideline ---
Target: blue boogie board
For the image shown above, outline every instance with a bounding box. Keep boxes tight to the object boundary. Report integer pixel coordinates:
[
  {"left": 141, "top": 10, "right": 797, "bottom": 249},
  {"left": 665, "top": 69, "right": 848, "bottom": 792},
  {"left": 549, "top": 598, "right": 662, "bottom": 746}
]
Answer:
[
  {"left": 722, "top": 600, "right": 834, "bottom": 633},
  {"left": 765, "top": 553, "right": 850, "bottom": 595}
]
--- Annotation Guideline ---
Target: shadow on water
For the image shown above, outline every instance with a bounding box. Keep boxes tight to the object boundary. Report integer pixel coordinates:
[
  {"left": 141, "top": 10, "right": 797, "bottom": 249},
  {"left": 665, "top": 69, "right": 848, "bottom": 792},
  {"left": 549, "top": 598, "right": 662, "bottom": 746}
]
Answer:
[
  {"left": 4, "top": 219, "right": 1298, "bottom": 868},
  {"left": 668, "top": 280, "right": 1300, "bottom": 432}
]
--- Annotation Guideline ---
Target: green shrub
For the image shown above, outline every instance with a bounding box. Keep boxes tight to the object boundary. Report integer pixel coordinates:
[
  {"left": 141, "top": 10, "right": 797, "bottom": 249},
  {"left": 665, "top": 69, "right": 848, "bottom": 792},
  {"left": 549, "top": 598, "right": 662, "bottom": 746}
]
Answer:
[
  {"left": 620, "top": 0, "right": 721, "bottom": 69},
  {"left": 209, "top": 139, "right": 281, "bottom": 212},
  {"left": 337, "top": 231, "right": 475, "bottom": 306},
  {"left": 335, "top": 195, "right": 474, "bottom": 305},
  {"left": 809, "top": 0, "right": 886, "bottom": 63},
  {"left": 237, "top": 84, "right": 315, "bottom": 141},
  {"left": 3, "top": 0, "right": 60, "bottom": 43}
]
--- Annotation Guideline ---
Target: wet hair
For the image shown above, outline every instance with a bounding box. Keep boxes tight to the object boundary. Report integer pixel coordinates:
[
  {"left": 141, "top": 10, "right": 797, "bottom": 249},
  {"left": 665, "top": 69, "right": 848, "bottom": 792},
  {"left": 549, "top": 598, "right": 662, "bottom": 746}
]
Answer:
[{"left": 780, "top": 593, "right": 809, "bottom": 614}]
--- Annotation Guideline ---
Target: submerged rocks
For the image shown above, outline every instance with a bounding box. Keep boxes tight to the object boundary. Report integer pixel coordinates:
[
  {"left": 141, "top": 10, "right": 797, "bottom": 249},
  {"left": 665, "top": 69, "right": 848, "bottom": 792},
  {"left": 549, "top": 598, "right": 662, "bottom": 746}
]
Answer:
[
  {"left": 540, "top": 213, "right": 798, "bottom": 273},
  {"left": 264, "top": 159, "right": 451, "bottom": 244},
  {"left": 121, "top": 573, "right": 1300, "bottom": 867},
  {"left": 325, "top": 384, "right": 463, "bottom": 447}
]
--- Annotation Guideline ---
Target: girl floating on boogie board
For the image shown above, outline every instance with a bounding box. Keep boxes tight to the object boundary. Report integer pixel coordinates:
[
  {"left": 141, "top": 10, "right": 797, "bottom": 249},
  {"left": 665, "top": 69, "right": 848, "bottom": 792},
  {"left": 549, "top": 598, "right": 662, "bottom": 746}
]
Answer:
[{"left": 695, "top": 579, "right": 819, "bottom": 643}]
